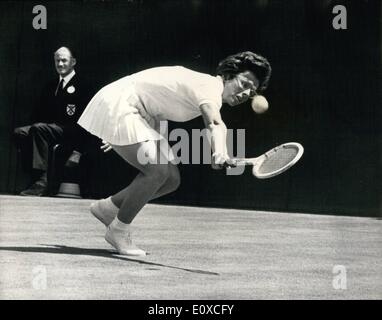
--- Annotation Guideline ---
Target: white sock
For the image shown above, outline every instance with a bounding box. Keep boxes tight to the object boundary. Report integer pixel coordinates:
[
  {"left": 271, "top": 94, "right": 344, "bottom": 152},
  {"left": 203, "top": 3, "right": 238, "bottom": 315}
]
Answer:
[
  {"left": 100, "top": 197, "right": 119, "bottom": 215},
  {"left": 110, "top": 217, "right": 131, "bottom": 231}
]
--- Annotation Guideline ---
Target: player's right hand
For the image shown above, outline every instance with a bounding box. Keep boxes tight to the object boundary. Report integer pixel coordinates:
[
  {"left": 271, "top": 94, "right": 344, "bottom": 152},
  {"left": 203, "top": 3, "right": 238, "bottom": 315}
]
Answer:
[
  {"left": 100, "top": 140, "right": 113, "bottom": 153},
  {"left": 212, "top": 153, "right": 237, "bottom": 170}
]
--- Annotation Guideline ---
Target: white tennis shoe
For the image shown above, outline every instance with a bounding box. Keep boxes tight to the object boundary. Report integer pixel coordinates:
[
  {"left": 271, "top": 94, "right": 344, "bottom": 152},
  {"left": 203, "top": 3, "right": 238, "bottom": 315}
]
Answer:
[
  {"left": 105, "top": 225, "right": 146, "bottom": 256},
  {"left": 90, "top": 200, "right": 117, "bottom": 226}
]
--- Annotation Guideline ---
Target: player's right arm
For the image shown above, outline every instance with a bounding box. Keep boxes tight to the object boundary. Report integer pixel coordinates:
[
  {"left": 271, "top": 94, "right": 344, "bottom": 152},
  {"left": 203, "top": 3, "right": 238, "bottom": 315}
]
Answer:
[{"left": 200, "top": 103, "right": 234, "bottom": 169}]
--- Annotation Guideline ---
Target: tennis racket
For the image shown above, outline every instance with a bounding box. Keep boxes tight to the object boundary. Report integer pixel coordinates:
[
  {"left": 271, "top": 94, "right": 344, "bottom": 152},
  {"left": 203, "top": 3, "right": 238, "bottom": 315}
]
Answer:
[{"left": 233, "top": 142, "right": 304, "bottom": 179}]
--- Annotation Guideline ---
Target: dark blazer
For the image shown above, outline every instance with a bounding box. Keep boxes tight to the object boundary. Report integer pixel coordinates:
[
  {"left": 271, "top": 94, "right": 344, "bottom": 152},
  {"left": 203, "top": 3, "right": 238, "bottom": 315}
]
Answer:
[{"left": 33, "top": 73, "right": 94, "bottom": 129}]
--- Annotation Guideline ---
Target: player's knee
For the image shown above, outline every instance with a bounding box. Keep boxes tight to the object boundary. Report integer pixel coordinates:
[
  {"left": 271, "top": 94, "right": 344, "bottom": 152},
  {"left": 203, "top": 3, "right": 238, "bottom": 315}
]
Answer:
[{"left": 146, "top": 164, "right": 171, "bottom": 185}]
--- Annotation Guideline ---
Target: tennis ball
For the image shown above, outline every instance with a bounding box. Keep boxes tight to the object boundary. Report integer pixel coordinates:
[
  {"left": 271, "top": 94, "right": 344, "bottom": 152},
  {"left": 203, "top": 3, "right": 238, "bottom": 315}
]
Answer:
[{"left": 251, "top": 95, "right": 269, "bottom": 114}]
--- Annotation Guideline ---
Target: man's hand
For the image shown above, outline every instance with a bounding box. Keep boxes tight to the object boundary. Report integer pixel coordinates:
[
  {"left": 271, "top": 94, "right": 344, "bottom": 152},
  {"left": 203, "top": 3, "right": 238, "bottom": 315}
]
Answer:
[
  {"left": 100, "top": 140, "right": 113, "bottom": 153},
  {"left": 212, "top": 153, "right": 237, "bottom": 170}
]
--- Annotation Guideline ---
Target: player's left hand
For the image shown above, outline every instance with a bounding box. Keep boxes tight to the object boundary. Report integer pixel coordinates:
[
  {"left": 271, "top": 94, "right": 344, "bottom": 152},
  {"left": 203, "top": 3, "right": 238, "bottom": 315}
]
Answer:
[{"left": 100, "top": 140, "right": 113, "bottom": 152}]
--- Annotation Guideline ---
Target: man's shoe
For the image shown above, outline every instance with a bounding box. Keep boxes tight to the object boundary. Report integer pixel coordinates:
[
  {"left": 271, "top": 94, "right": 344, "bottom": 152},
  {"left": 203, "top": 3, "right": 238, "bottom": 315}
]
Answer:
[
  {"left": 105, "top": 225, "right": 146, "bottom": 256},
  {"left": 20, "top": 181, "right": 47, "bottom": 196},
  {"left": 65, "top": 151, "right": 82, "bottom": 168}
]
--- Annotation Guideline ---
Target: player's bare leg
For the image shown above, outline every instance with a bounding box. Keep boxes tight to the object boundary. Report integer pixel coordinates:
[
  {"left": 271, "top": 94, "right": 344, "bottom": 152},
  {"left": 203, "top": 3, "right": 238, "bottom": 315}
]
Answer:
[
  {"left": 112, "top": 165, "right": 180, "bottom": 207},
  {"left": 90, "top": 169, "right": 179, "bottom": 226},
  {"left": 91, "top": 143, "right": 180, "bottom": 226},
  {"left": 100, "top": 141, "right": 180, "bottom": 256}
]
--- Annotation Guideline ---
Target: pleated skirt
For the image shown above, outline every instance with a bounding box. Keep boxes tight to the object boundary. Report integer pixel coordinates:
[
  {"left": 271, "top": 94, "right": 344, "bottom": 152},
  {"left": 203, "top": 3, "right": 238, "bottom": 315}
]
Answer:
[{"left": 78, "top": 76, "right": 163, "bottom": 146}]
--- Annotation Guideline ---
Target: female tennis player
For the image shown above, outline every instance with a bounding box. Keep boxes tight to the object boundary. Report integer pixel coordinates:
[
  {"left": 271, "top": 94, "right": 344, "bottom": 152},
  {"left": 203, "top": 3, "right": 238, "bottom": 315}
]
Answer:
[{"left": 78, "top": 51, "right": 271, "bottom": 256}]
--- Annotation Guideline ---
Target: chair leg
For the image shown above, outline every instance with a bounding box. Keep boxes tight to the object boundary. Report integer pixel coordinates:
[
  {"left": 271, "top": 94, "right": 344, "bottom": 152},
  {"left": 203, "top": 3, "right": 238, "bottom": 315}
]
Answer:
[{"left": 47, "top": 144, "right": 62, "bottom": 196}]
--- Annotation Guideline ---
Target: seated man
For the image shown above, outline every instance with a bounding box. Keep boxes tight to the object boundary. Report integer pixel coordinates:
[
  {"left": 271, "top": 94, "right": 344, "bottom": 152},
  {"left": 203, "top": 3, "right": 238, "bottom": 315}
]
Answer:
[{"left": 14, "top": 46, "right": 95, "bottom": 196}]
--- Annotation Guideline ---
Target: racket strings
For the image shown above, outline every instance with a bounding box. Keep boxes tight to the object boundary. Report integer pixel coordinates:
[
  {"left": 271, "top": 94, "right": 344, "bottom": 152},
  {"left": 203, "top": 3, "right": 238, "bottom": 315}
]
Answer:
[{"left": 257, "top": 148, "right": 298, "bottom": 174}]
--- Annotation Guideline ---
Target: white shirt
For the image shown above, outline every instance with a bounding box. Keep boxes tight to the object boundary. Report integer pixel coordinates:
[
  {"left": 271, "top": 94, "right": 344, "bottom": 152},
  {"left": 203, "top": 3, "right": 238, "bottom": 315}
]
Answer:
[
  {"left": 59, "top": 69, "right": 76, "bottom": 88},
  {"left": 78, "top": 66, "right": 225, "bottom": 145},
  {"left": 131, "top": 66, "right": 224, "bottom": 122}
]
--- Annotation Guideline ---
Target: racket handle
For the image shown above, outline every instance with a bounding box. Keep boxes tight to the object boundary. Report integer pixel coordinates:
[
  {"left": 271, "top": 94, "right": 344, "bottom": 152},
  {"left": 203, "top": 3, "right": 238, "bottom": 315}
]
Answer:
[{"left": 233, "top": 158, "right": 259, "bottom": 166}]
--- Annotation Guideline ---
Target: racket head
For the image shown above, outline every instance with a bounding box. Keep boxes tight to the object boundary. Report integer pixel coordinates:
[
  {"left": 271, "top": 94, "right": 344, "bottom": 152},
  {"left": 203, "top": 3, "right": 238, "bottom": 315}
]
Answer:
[{"left": 252, "top": 142, "right": 304, "bottom": 179}]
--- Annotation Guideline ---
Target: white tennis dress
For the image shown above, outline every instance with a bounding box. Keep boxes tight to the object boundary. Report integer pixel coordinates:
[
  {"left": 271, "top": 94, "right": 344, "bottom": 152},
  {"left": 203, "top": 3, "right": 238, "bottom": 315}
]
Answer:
[{"left": 78, "top": 66, "right": 224, "bottom": 146}]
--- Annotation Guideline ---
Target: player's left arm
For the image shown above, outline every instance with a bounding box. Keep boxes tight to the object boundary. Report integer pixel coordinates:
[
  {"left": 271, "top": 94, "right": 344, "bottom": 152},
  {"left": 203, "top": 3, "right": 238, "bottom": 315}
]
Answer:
[{"left": 200, "top": 103, "right": 233, "bottom": 169}]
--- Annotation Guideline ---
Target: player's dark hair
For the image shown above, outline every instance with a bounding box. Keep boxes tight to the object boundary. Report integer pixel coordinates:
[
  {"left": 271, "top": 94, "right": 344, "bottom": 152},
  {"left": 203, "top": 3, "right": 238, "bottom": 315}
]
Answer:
[{"left": 216, "top": 51, "right": 271, "bottom": 92}]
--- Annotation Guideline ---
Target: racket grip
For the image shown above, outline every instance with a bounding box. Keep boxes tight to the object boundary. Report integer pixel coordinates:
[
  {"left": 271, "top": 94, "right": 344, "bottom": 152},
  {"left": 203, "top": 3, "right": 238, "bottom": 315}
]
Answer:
[{"left": 233, "top": 159, "right": 256, "bottom": 166}]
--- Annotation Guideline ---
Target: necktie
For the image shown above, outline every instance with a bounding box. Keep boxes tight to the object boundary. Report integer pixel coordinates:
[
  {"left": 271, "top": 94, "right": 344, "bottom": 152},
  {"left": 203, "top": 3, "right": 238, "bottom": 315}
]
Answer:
[{"left": 55, "top": 79, "right": 64, "bottom": 96}]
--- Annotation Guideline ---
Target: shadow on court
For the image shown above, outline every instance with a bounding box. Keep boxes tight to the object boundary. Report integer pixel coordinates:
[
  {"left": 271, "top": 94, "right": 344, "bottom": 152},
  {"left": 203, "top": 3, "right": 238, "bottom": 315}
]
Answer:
[{"left": 0, "top": 244, "right": 219, "bottom": 276}]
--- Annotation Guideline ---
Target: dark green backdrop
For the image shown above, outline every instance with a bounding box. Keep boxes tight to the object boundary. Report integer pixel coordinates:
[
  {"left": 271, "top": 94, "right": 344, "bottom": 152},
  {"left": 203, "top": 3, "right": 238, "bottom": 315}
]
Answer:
[{"left": 0, "top": 0, "right": 380, "bottom": 216}]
